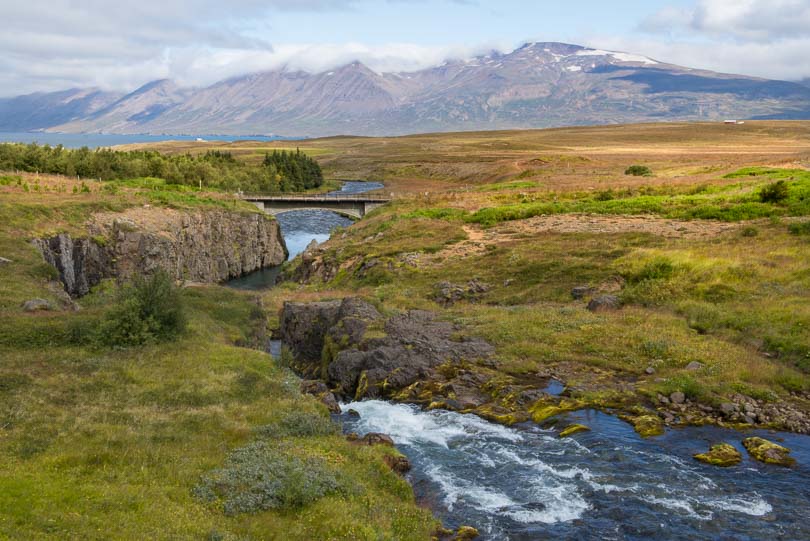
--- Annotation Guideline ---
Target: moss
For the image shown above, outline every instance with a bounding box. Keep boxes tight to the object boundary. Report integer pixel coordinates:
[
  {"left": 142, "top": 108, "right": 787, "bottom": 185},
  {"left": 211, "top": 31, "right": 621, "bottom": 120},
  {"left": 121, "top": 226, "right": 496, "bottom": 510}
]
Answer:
[
  {"left": 742, "top": 437, "right": 795, "bottom": 467},
  {"left": 528, "top": 398, "right": 583, "bottom": 424},
  {"left": 355, "top": 371, "right": 369, "bottom": 401},
  {"left": 693, "top": 443, "right": 742, "bottom": 467},
  {"left": 473, "top": 404, "right": 528, "bottom": 426},
  {"left": 627, "top": 414, "right": 665, "bottom": 438},
  {"left": 454, "top": 525, "right": 480, "bottom": 540},
  {"left": 559, "top": 424, "right": 590, "bottom": 438}
]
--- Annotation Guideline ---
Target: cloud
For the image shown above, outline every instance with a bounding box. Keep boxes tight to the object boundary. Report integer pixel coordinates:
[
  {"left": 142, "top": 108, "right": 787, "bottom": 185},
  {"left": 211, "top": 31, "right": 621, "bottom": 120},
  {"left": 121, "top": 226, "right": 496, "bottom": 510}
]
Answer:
[
  {"left": 641, "top": 0, "right": 810, "bottom": 42},
  {"left": 0, "top": 0, "right": 486, "bottom": 96},
  {"left": 1, "top": 0, "right": 809, "bottom": 97},
  {"left": 629, "top": 0, "right": 810, "bottom": 81}
]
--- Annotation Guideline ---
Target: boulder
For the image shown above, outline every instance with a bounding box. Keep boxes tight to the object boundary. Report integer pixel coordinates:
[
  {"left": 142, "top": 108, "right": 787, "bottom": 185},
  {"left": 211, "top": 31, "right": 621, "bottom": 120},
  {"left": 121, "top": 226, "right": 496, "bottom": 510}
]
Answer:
[
  {"left": 743, "top": 437, "right": 795, "bottom": 466},
  {"left": 300, "top": 379, "right": 341, "bottom": 413},
  {"left": 433, "top": 279, "right": 490, "bottom": 306},
  {"left": 587, "top": 295, "right": 621, "bottom": 312},
  {"left": 693, "top": 443, "right": 742, "bottom": 467},
  {"left": 358, "top": 432, "right": 395, "bottom": 446},
  {"left": 383, "top": 454, "right": 411, "bottom": 474},
  {"left": 571, "top": 286, "right": 594, "bottom": 300},
  {"left": 670, "top": 391, "right": 686, "bottom": 405},
  {"left": 22, "top": 298, "right": 53, "bottom": 312},
  {"left": 685, "top": 361, "right": 705, "bottom": 371}
]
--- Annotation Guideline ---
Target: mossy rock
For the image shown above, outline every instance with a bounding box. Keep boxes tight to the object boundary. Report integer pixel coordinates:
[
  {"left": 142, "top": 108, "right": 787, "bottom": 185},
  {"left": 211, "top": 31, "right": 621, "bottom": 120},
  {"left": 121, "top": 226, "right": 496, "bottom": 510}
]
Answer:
[
  {"left": 528, "top": 398, "right": 583, "bottom": 424},
  {"left": 630, "top": 415, "right": 664, "bottom": 438},
  {"left": 454, "top": 526, "right": 480, "bottom": 540},
  {"left": 559, "top": 424, "right": 590, "bottom": 438},
  {"left": 743, "top": 437, "right": 795, "bottom": 467},
  {"left": 473, "top": 404, "right": 528, "bottom": 426},
  {"left": 693, "top": 443, "right": 742, "bottom": 467}
]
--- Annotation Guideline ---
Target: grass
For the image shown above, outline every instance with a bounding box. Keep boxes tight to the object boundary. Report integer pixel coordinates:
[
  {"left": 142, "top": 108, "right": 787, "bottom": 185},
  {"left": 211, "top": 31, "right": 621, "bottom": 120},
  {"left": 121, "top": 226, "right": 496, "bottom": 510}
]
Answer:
[
  {"left": 392, "top": 168, "right": 810, "bottom": 226},
  {"left": 0, "top": 179, "right": 436, "bottom": 540},
  {"left": 270, "top": 185, "right": 810, "bottom": 411}
]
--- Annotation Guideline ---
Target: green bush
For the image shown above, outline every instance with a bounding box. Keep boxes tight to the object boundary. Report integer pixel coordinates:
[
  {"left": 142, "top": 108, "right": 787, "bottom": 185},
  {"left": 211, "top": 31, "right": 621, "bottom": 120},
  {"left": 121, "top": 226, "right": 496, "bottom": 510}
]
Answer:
[
  {"left": 99, "top": 270, "right": 186, "bottom": 347},
  {"left": 759, "top": 180, "right": 789, "bottom": 203},
  {"left": 788, "top": 221, "right": 810, "bottom": 235},
  {"left": 193, "top": 441, "right": 346, "bottom": 515},
  {"left": 740, "top": 225, "right": 759, "bottom": 237},
  {"left": 625, "top": 165, "right": 653, "bottom": 177}
]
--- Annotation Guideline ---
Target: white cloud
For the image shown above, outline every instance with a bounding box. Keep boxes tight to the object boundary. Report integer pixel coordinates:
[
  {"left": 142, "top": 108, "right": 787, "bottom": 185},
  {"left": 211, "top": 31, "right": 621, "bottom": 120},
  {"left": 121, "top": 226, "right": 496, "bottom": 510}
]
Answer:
[
  {"left": 1, "top": 0, "right": 809, "bottom": 97},
  {"left": 630, "top": 0, "right": 810, "bottom": 80},
  {"left": 641, "top": 0, "right": 810, "bottom": 41}
]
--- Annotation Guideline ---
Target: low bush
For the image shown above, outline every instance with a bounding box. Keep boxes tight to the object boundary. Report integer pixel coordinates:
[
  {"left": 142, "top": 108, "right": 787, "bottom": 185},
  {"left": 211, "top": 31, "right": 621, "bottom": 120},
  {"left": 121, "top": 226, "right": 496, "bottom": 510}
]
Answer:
[
  {"left": 788, "top": 221, "right": 810, "bottom": 235},
  {"left": 255, "top": 410, "right": 339, "bottom": 439},
  {"left": 759, "top": 180, "right": 789, "bottom": 203},
  {"left": 193, "top": 441, "right": 346, "bottom": 515},
  {"left": 99, "top": 270, "right": 186, "bottom": 347},
  {"left": 625, "top": 165, "right": 653, "bottom": 177}
]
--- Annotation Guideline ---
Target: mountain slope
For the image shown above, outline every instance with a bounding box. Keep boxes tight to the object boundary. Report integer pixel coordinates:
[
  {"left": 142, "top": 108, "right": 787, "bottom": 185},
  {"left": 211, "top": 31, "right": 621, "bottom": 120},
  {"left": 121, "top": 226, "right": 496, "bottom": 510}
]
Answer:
[
  {"left": 5, "top": 42, "right": 809, "bottom": 136},
  {"left": 0, "top": 88, "right": 122, "bottom": 132}
]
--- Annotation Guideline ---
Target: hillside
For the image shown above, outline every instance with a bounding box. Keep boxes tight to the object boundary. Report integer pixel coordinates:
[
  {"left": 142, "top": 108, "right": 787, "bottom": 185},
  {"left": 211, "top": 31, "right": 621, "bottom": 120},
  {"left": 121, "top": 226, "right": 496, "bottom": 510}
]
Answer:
[{"left": 3, "top": 43, "right": 810, "bottom": 137}]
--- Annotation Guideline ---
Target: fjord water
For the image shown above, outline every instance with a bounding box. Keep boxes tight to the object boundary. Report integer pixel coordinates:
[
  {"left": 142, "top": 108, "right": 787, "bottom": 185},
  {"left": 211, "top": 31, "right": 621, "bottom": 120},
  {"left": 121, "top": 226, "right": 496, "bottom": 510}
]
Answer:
[
  {"left": 226, "top": 181, "right": 383, "bottom": 290},
  {"left": 0, "top": 132, "right": 287, "bottom": 148},
  {"left": 341, "top": 401, "right": 810, "bottom": 541}
]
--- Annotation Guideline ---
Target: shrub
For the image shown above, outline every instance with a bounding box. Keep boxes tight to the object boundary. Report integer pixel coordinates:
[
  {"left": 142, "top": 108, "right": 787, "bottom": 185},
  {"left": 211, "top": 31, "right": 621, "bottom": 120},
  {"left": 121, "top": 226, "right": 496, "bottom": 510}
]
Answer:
[
  {"left": 625, "top": 165, "right": 653, "bottom": 177},
  {"left": 255, "top": 410, "right": 340, "bottom": 439},
  {"left": 662, "top": 374, "right": 704, "bottom": 400},
  {"left": 99, "top": 270, "right": 186, "bottom": 347},
  {"left": 759, "top": 180, "right": 789, "bottom": 203},
  {"left": 740, "top": 226, "right": 759, "bottom": 237},
  {"left": 193, "top": 441, "right": 346, "bottom": 515},
  {"left": 595, "top": 189, "right": 615, "bottom": 201},
  {"left": 788, "top": 221, "right": 810, "bottom": 235},
  {"left": 621, "top": 256, "right": 675, "bottom": 284}
]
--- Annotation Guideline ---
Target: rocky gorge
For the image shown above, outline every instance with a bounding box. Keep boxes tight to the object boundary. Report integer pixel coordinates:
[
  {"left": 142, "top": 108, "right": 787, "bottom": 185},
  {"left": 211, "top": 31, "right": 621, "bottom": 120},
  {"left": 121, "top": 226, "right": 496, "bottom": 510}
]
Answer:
[{"left": 35, "top": 206, "right": 287, "bottom": 297}]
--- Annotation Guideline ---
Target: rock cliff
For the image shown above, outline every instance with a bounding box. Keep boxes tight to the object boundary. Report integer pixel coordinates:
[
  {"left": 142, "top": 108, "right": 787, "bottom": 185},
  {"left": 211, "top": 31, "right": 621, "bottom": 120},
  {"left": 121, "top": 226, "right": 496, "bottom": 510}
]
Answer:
[{"left": 35, "top": 206, "right": 287, "bottom": 296}]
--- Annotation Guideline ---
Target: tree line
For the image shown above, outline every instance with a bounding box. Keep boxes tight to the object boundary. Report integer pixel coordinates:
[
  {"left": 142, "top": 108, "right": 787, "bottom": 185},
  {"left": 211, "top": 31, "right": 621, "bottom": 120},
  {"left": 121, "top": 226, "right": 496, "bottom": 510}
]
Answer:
[{"left": 0, "top": 143, "right": 324, "bottom": 193}]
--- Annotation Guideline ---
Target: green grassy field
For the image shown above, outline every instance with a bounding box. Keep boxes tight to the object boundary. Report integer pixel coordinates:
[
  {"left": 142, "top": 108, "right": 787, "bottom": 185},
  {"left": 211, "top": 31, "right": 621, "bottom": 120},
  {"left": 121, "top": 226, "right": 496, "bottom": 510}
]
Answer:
[{"left": 0, "top": 178, "right": 436, "bottom": 540}]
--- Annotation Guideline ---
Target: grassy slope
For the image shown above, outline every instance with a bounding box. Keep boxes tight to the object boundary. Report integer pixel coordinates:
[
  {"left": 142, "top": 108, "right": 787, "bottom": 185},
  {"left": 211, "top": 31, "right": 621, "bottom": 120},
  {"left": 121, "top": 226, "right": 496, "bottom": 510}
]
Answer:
[
  {"left": 259, "top": 122, "right": 810, "bottom": 423},
  {"left": 0, "top": 179, "right": 435, "bottom": 540}
]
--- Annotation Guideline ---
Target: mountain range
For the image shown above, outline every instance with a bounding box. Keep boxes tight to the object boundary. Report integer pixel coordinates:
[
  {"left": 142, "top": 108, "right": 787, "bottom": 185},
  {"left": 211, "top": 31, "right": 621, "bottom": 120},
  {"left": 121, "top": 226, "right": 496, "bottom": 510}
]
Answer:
[{"left": 2, "top": 42, "right": 810, "bottom": 137}]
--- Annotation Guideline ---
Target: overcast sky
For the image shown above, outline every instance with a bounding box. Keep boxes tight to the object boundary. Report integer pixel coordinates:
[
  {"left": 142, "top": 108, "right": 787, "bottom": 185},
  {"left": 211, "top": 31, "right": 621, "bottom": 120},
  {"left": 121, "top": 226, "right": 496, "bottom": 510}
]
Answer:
[{"left": 1, "top": 0, "right": 809, "bottom": 97}]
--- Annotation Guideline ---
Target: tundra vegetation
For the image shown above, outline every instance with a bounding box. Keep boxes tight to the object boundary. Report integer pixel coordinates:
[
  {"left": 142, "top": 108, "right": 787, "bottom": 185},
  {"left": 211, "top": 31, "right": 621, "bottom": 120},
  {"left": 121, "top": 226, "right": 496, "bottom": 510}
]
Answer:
[
  {"left": 2, "top": 121, "right": 810, "bottom": 538},
  {"left": 0, "top": 175, "right": 435, "bottom": 539}
]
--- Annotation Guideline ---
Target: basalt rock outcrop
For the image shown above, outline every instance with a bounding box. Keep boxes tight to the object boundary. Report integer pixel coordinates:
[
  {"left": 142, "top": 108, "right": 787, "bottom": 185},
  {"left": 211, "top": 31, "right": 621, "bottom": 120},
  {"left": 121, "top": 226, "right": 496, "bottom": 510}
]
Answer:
[
  {"left": 35, "top": 207, "right": 287, "bottom": 297},
  {"left": 279, "top": 297, "right": 569, "bottom": 425},
  {"left": 279, "top": 297, "right": 498, "bottom": 402}
]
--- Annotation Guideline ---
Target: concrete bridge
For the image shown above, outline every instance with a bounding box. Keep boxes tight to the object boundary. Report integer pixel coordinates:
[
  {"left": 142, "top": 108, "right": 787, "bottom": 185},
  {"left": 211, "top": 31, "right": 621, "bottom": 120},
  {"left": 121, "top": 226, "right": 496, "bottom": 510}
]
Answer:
[{"left": 243, "top": 193, "right": 392, "bottom": 219}]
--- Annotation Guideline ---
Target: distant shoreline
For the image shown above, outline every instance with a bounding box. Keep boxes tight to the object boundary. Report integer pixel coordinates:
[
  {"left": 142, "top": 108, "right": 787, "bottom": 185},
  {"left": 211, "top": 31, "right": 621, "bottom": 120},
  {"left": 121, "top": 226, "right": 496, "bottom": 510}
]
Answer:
[{"left": 0, "top": 132, "right": 301, "bottom": 149}]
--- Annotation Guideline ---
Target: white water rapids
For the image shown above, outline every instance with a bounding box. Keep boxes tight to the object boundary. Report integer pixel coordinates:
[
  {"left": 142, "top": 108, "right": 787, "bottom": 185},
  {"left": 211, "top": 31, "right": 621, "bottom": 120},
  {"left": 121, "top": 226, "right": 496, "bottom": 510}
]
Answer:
[{"left": 340, "top": 400, "right": 810, "bottom": 541}]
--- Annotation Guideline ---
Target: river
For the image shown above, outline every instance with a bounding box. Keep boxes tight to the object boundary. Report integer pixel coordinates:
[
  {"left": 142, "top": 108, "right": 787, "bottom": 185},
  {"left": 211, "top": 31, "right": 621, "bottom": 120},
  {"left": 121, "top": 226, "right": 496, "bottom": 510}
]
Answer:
[
  {"left": 341, "top": 401, "right": 810, "bottom": 541},
  {"left": 238, "top": 181, "right": 810, "bottom": 540},
  {"left": 226, "top": 180, "right": 384, "bottom": 290}
]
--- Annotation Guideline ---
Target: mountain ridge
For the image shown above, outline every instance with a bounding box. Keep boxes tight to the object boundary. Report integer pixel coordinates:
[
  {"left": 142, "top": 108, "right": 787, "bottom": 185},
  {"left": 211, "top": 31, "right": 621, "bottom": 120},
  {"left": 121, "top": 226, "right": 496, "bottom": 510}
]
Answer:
[{"left": 3, "top": 42, "right": 809, "bottom": 137}]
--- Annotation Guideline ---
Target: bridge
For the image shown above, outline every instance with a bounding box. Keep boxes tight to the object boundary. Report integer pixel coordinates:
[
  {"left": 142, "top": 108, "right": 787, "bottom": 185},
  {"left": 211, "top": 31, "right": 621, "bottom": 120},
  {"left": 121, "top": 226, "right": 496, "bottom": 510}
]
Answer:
[{"left": 242, "top": 193, "right": 392, "bottom": 219}]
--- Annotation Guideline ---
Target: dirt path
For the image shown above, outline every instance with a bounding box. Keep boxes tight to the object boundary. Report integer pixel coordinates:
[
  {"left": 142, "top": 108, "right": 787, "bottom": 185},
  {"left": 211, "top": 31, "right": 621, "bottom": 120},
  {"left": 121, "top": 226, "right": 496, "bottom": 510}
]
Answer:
[{"left": 432, "top": 214, "right": 745, "bottom": 260}]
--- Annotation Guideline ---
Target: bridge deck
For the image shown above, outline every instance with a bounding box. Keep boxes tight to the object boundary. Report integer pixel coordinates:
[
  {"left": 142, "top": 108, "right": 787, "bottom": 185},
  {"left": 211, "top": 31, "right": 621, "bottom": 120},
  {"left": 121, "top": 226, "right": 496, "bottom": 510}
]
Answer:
[{"left": 241, "top": 194, "right": 390, "bottom": 203}]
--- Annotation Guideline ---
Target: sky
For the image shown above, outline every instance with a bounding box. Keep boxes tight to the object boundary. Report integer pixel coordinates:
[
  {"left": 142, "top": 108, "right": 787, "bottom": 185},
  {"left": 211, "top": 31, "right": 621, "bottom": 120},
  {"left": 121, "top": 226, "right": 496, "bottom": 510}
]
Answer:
[{"left": 1, "top": 0, "right": 809, "bottom": 97}]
